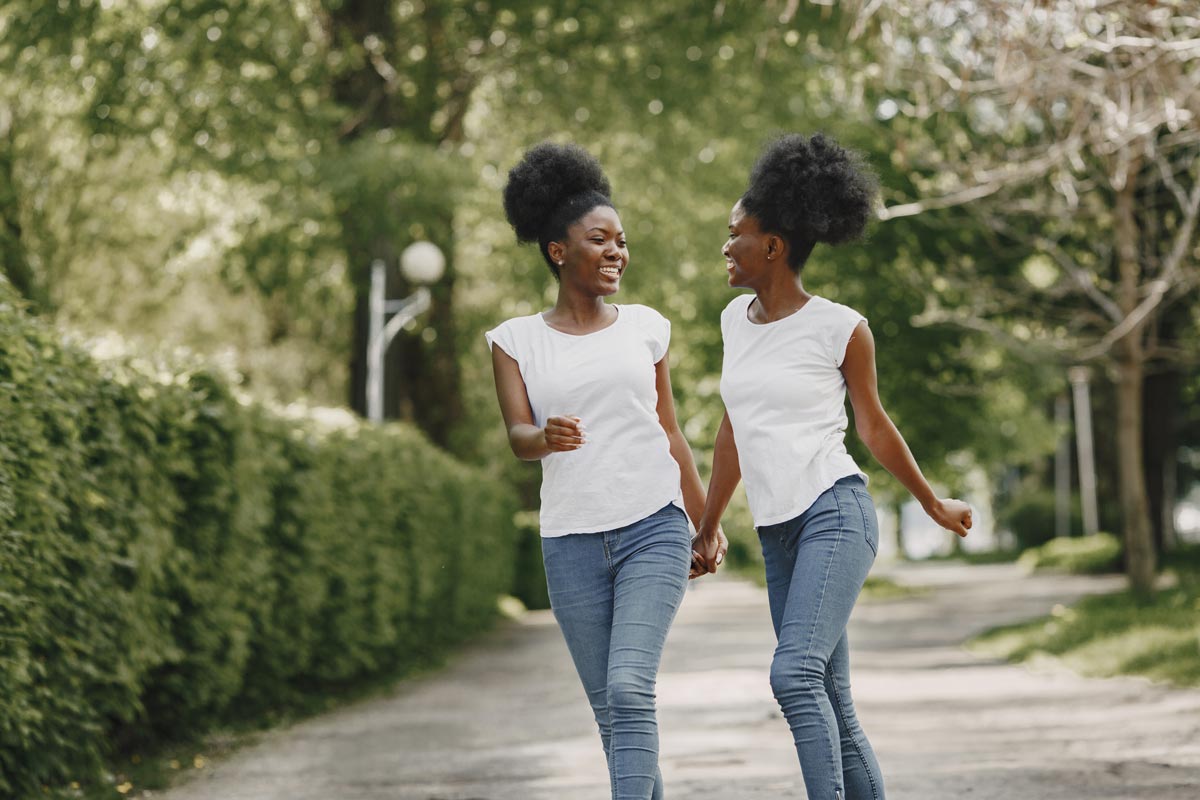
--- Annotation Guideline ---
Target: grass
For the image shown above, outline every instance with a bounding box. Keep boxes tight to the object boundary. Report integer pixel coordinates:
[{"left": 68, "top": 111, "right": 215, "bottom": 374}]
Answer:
[
  {"left": 727, "top": 558, "right": 927, "bottom": 601},
  {"left": 1017, "top": 532, "right": 1122, "bottom": 574},
  {"left": 924, "top": 548, "right": 1022, "bottom": 565},
  {"left": 970, "top": 545, "right": 1200, "bottom": 688},
  {"left": 859, "top": 574, "right": 930, "bottom": 601}
]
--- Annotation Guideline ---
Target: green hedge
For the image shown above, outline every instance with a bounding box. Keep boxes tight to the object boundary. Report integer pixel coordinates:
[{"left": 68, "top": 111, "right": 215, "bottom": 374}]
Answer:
[
  {"left": 998, "top": 490, "right": 1084, "bottom": 551},
  {"left": 0, "top": 283, "right": 519, "bottom": 797}
]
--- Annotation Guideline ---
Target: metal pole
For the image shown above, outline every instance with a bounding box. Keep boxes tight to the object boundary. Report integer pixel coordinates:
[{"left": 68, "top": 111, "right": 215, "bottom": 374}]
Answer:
[
  {"left": 1055, "top": 393, "right": 1072, "bottom": 537},
  {"left": 367, "top": 259, "right": 386, "bottom": 423},
  {"left": 366, "top": 258, "right": 433, "bottom": 424},
  {"left": 1068, "top": 366, "right": 1100, "bottom": 536}
]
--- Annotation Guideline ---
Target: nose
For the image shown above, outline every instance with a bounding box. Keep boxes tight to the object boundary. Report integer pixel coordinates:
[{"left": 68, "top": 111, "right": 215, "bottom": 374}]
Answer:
[{"left": 722, "top": 240, "right": 731, "bottom": 257}]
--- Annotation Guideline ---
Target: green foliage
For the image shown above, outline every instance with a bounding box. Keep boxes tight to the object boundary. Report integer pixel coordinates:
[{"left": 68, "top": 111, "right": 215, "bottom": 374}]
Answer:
[
  {"left": 859, "top": 575, "right": 930, "bottom": 602},
  {"left": 971, "top": 546, "right": 1200, "bottom": 687},
  {"left": 1018, "top": 533, "right": 1122, "bottom": 575},
  {"left": 509, "top": 511, "right": 550, "bottom": 611},
  {"left": 998, "top": 489, "right": 1085, "bottom": 551},
  {"left": 0, "top": 280, "right": 518, "bottom": 797}
]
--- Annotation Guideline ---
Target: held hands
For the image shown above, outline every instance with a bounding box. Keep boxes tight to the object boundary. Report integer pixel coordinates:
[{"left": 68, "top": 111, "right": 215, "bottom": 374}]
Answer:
[
  {"left": 543, "top": 415, "right": 587, "bottom": 453},
  {"left": 690, "top": 522, "right": 729, "bottom": 578},
  {"left": 926, "top": 498, "right": 973, "bottom": 538}
]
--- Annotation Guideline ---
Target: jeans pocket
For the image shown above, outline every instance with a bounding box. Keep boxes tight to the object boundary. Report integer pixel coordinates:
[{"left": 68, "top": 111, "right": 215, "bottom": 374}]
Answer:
[{"left": 850, "top": 488, "right": 879, "bottom": 557}]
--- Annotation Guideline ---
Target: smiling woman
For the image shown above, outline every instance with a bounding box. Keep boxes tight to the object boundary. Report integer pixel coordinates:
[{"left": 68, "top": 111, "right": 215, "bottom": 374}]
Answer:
[{"left": 484, "top": 142, "right": 721, "bottom": 800}]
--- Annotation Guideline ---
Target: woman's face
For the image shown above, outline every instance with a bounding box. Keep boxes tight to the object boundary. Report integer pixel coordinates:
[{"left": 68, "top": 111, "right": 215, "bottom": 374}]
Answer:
[
  {"left": 555, "top": 205, "right": 628, "bottom": 296},
  {"left": 722, "top": 200, "right": 772, "bottom": 288}
]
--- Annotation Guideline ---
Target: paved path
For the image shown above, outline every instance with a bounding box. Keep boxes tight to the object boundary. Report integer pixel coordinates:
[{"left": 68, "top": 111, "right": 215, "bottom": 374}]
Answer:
[{"left": 161, "top": 563, "right": 1200, "bottom": 799}]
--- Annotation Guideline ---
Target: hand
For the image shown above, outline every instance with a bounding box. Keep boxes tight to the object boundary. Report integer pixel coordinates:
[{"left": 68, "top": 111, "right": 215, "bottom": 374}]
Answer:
[
  {"left": 927, "top": 498, "right": 973, "bottom": 538},
  {"left": 543, "top": 415, "right": 586, "bottom": 452},
  {"left": 692, "top": 523, "right": 729, "bottom": 575},
  {"left": 688, "top": 550, "right": 707, "bottom": 580}
]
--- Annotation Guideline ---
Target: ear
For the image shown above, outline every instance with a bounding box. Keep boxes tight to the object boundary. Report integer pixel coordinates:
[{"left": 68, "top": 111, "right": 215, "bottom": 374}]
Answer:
[
  {"left": 766, "top": 234, "right": 787, "bottom": 262},
  {"left": 547, "top": 240, "right": 566, "bottom": 266}
]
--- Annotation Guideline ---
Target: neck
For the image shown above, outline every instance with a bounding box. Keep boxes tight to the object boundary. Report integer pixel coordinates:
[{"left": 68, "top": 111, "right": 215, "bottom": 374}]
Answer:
[
  {"left": 752, "top": 270, "right": 810, "bottom": 321},
  {"left": 552, "top": 286, "right": 610, "bottom": 323}
]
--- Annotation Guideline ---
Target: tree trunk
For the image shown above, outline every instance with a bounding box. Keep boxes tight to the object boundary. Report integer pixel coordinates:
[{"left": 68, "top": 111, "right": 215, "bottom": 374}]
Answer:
[
  {"left": 1113, "top": 165, "right": 1156, "bottom": 596},
  {"left": 329, "top": 2, "right": 464, "bottom": 449},
  {"left": 0, "top": 106, "right": 43, "bottom": 309},
  {"left": 1143, "top": 367, "right": 1180, "bottom": 555}
]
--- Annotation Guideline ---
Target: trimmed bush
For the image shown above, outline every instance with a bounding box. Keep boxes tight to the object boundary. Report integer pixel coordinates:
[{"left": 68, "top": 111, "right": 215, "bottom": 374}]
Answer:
[
  {"left": 510, "top": 511, "right": 550, "bottom": 611},
  {"left": 998, "top": 490, "right": 1084, "bottom": 551},
  {"left": 1018, "top": 532, "right": 1123, "bottom": 574},
  {"left": 0, "top": 283, "right": 518, "bottom": 797}
]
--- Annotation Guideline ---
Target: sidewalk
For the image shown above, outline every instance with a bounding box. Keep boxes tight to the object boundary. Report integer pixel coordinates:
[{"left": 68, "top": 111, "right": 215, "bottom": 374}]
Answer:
[{"left": 160, "top": 563, "right": 1200, "bottom": 799}]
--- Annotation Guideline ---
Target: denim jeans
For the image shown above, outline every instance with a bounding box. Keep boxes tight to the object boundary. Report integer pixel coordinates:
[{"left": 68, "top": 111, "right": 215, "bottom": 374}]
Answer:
[
  {"left": 757, "top": 475, "right": 885, "bottom": 800},
  {"left": 541, "top": 503, "right": 692, "bottom": 800}
]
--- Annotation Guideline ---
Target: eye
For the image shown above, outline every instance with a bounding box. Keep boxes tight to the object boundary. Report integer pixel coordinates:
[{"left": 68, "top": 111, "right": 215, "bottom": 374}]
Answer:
[{"left": 618, "top": 239, "right": 627, "bottom": 248}]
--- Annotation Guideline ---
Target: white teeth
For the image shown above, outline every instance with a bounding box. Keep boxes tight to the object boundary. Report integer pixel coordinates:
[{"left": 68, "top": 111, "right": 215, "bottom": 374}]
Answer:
[{"left": 600, "top": 267, "right": 620, "bottom": 276}]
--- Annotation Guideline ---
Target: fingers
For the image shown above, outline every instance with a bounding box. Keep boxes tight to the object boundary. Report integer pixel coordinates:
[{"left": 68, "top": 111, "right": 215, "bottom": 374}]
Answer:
[
  {"left": 689, "top": 550, "right": 707, "bottom": 580},
  {"left": 544, "top": 415, "right": 587, "bottom": 452},
  {"left": 958, "top": 509, "right": 973, "bottom": 537},
  {"left": 704, "top": 533, "right": 728, "bottom": 575}
]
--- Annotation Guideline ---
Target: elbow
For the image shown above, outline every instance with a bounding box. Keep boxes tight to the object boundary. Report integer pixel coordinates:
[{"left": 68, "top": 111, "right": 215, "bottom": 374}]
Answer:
[{"left": 855, "top": 420, "right": 886, "bottom": 453}]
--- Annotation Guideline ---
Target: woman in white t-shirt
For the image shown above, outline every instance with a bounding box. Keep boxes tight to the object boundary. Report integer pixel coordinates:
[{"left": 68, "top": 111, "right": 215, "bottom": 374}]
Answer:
[
  {"left": 693, "top": 134, "right": 973, "bottom": 800},
  {"left": 486, "top": 143, "right": 720, "bottom": 800}
]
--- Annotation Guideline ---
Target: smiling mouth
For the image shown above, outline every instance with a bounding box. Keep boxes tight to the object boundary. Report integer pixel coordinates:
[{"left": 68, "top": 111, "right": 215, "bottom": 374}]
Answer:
[{"left": 599, "top": 265, "right": 622, "bottom": 278}]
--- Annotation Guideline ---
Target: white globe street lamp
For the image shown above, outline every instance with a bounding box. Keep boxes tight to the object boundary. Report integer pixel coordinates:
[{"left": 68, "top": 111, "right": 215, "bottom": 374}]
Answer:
[
  {"left": 400, "top": 240, "right": 446, "bottom": 285},
  {"left": 366, "top": 241, "right": 445, "bottom": 423}
]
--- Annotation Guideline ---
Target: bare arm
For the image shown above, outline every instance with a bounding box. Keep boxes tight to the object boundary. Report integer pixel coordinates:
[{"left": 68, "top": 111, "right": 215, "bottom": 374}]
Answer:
[
  {"left": 841, "top": 321, "right": 972, "bottom": 537},
  {"left": 654, "top": 350, "right": 707, "bottom": 531},
  {"left": 490, "top": 345, "right": 584, "bottom": 461},
  {"left": 694, "top": 410, "right": 738, "bottom": 573}
]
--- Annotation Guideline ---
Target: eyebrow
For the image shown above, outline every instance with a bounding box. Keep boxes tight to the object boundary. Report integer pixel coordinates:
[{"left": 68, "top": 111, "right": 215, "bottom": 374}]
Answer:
[{"left": 586, "top": 227, "right": 624, "bottom": 235}]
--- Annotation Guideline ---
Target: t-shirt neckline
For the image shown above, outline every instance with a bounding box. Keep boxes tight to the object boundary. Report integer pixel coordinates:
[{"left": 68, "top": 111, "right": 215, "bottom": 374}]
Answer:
[
  {"left": 743, "top": 294, "right": 822, "bottom": 328},
  {"left": 539, "top": 304, "right": 622, "bottom": 337}
]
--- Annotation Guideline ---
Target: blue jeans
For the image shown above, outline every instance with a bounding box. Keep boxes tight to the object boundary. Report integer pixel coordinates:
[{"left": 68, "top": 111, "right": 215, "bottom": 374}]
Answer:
[
  {"left": 541, "top": 504, "right": 692, "bottom": 800},
  {"left": 757, "top": 475, "right": 885, "bottom": 800}
]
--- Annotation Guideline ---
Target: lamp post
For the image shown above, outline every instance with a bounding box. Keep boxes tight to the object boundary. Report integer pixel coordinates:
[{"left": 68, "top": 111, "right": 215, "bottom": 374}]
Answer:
[
  {"left": 1068, "top": 365, "right": 1100, "bottom": 536},
  {"left": 366, "top": 241, "right": 445, "bottom": 423}
]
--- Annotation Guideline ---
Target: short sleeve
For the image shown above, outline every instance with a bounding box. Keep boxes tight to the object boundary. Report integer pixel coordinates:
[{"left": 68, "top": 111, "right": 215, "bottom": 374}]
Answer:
[
  {"left": 828, "top": 304, "right": 867, "bottom": 367},
  {"left": 484, "top": 319, "right": 521, "bottom": 363},
  {"left": 720, "top": 294, "right": 753, "bottom": 340},
  {"left": 635, "top": 305, "right": 671, "bottom": 363}
]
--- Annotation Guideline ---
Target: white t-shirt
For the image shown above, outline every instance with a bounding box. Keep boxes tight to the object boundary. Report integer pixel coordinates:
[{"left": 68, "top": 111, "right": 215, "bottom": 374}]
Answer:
[
  {"left": 720, "top": 293, "right": 868, "bottom": 528},
  {"left": 485, "top": 304, "right": 683, "bottom": 537}
]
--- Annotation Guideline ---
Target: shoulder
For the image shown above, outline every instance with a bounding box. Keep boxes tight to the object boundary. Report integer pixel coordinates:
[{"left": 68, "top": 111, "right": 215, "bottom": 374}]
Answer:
[
  {"left": 621, "top": 303, "right": 671, "bottom": 332},
  {"left": 485, "top": 313, "right": 544, "bottom": 353},
  {"left": 490, "top": 312, "right": 544, "bottom": 333},
  {"left": 811, "top": 296, "right": 866, "bottom": 325},
  {"left": 621, "top": 304, "right": 671, "bottom": 361},
  {"left": 621, "top": 303, "right": 666, "bottom": 322},
  {"left": 720, "top": 293, "right": 754, "bottom": 321}
]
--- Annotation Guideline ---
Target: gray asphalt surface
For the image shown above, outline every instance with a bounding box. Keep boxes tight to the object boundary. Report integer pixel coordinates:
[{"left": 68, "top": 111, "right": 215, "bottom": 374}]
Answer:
[{"left": 159, "top": 562, "right": 1200, "bottom": 799}]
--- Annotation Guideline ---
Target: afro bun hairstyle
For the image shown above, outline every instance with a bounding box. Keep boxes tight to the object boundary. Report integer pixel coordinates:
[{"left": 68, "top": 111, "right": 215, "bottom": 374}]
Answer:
[
  {"left": 740, "top": 133, "right": 878, "bottom": 271},
  {"left": 502, "top": 142, "right": 614, "bottom": 277}
]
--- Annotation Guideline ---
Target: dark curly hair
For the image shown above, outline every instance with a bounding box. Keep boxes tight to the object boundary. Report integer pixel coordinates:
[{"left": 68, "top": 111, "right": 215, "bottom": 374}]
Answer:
[
  {"left": 740, "top": 133, "right": 878, "bottom": 271},
  {"left": 502, "top": 142, "right": 614, "bottom": 279}
]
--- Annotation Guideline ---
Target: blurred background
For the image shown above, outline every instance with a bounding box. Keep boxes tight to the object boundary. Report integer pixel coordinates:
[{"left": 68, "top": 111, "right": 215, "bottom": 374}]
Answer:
[
  {"left": 6, "top": 0, "right": 1196, "bottom": 566},
  {"left": 1, "top": 0, "right": 1198, "bottom": 795}
]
